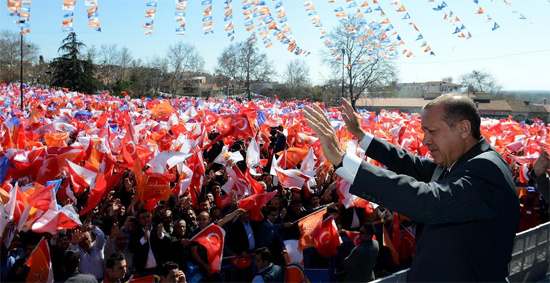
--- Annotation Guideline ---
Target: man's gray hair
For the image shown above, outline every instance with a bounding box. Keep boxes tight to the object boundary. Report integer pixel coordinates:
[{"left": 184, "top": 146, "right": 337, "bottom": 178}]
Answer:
[{"left": 423, "top": 93, "right": 482, "bottom": 140}]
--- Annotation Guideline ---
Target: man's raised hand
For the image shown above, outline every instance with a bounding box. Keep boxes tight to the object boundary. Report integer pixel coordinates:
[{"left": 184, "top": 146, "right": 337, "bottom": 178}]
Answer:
[
  {"left": 304, "top": 103, "right": 345, "bottom": 166},
  {"left": 341, "top": 98, "right": 366, "bottom": 141}
]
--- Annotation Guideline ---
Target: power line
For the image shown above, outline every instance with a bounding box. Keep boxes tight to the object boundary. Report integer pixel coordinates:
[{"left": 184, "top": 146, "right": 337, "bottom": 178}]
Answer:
[{"left": 399, "top": 48, "right": 550, "bottom": 65}]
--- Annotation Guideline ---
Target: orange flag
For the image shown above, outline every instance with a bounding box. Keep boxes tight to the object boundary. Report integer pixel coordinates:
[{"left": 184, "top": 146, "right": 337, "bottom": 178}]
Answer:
[
  {"left": 151, "top": 102, "right": 176, "bottom": 119},
  {"left": 277, "top": 147, "right": 310, "bottom": 169},
  {"left": 297, "top": 207, "right": 327, "bottom": 251},
  {"left": 44, "top": 133, "right": 69, "bottom": 147},
  {"left": 25, "top": 237, "right": 53, "bottom": 282}
]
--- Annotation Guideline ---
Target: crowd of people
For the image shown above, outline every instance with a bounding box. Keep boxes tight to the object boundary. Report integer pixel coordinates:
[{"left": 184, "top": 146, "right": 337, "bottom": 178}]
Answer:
[{"left": 0, "top": 84, "right": 549, "bottom": 282}]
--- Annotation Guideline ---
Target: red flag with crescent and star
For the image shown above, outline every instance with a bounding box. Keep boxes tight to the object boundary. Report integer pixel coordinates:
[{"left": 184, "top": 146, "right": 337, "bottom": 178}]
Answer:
[
  {"left": 311, "top": 215, "right": 342, "bottom": 257},
  {"left": 190, "top": 223, "right": 226, "bottom": 273}
]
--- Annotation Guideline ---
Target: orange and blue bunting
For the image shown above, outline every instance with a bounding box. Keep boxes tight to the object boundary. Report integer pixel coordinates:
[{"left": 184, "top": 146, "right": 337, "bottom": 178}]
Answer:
[
  {"left": 202, "top": 0, "right": 213, "bottom": 35},
  {"left": 61, "top": 0, "right": 75, "bottom": 32},
  {"left": 392, "top": 0, "right": 434, "bottom": 56},
  {"left": 85, "top": 0, "right": 101, "bottom": 32},
  {"left": 175, "top": 0, "right": 187, "bottom": 35},
  {"left": 223, "top": 0, "right": 234, "bottom": 40},
  {"left": 143, "top": 0, "right": 157, "bottom": 35},
  {"left": 431, "top": 1, "right": 472, "bottom": 39}
]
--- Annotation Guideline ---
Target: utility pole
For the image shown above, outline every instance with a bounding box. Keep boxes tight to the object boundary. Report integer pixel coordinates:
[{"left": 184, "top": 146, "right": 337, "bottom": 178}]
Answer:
[{"left": 19, "top": 21, "right": 25, "bottom": 109}]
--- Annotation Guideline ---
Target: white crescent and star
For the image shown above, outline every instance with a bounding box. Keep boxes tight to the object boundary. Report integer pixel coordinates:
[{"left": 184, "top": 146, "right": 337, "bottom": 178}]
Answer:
[
  {"left": 236, "top": 117, "right": 248, "bottom": 131},
  {"left": 318, "top": 231, "right": 331, "bottom": 245},
  {"left": 206, "top": 232, "right": 221, "bottom": 244}
]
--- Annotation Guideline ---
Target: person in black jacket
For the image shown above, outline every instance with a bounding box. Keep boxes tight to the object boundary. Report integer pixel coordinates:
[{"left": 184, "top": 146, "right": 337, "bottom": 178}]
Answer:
[
  {"left": 305, "top": 95, "right": 519, "bottom": 282},
  {"left": 343, "top": 223, "right": 379, "bottom": 282}
]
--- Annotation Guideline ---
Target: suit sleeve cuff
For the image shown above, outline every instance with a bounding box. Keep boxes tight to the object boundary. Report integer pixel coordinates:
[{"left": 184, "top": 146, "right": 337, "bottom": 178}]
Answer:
[
  {"left": 335, "top": 153, "right": 363, "bottom": 184},
  {"left": 359, "top": 133, "right": 374, "bottom": 150}
]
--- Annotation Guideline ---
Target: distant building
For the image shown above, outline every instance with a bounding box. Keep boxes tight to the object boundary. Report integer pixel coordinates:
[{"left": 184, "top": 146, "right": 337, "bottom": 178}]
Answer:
[
  {"left": 356, "top": 93, "right": 550, "bottom": 123},
  {"left": 397, "top": 81, "right": 463, "bottom": 98}
]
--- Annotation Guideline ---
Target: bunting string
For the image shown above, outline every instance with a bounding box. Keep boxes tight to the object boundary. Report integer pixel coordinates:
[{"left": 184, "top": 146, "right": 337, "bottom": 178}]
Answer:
[
  {"left": 254, "top": 2, "right": 273, "bottom": 48},
  {"left": 175, "top": 0, "right": 187, "bottom": 35},
  {"left": 202, "top": 0, "right": 213, "bottom": 35},
  {"left": 142, "top": 0, "right": 157, "bottom": 35},
  {"left": 303, "top": 1, "right": 338, "bottom": 58},
  {"left": 472, "top": 0, "right": 500, "bottom": 32},
  {"left": 242, "top": 0, "right": 255, "bottom": 42},
  {"left": 223, "top": 0, "right": 235, "bottom": 40},
  {"left": 501, "top": 0, "right": 527, "bottom": 21},
  {"left": 85, "top": 0, "right": 101, "bottom": 32},
  {"left": 354, "top": 1, "right": 400, "bottom": 59},
  {"left": 432, "top": 1, "right": 473, "bottom": 39},
  {"left": 8, "top": 0, "right": 31, "bottom": 34},
  {"left": 61, "top": 0, "right": 75, "bottom": 32},
  {"left": 391, "top": 0, "right": 435, "bottom": 56}
]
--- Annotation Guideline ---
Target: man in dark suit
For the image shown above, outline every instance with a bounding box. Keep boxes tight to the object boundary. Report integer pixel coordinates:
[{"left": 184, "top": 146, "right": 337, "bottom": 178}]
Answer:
[
  {"left": 304, "top": 94, "right": 519, "bottom": 282},
  {"left": 533, "top": 148, "right": 550, "bottom": 201},
  {"left": 128, "top": 209, "right": 169, "bottom": 276},
  {"left": 343, "top": 223, "right": 379, "bottom": 282}
]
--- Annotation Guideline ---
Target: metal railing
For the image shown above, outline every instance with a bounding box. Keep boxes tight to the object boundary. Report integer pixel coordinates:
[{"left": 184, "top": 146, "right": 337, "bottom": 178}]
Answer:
[{"left": 372, "top": 222, "right": 550, "bottom": 283}]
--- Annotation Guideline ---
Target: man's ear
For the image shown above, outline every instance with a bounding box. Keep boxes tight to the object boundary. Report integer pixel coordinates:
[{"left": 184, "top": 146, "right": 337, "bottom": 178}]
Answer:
[{"left": 458, "top": 119, "right": 472, "bottom": 139}]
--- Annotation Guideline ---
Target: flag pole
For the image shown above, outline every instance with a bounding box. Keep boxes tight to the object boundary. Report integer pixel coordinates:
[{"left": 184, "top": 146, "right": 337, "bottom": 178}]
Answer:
[{"left": 290, "top": 204, "right": 332, "bottom": 226}]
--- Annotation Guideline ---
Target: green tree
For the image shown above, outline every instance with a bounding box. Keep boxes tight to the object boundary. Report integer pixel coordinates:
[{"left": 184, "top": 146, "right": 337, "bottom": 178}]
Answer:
[{"left": 51, "top": 32, "right": 97, "bottom": 93}]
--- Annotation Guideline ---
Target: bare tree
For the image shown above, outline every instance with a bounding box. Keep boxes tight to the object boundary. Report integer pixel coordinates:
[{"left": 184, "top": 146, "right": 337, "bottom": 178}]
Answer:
[
  {"left": 166, "top": 41, "right": 204, "bottom": 96},
  {"left": 322, "top": 18, "right": 397, "bottom": 109},
  {"left": 0, "top": 29, "right": 39, "bottom": 83},
  {"left": 118, "top": 46, "right": 132, "bottom": 81},
  {"left": 97, "top": 44, "right": 121, "bottom": 90},
  {"left": 284, "top": 59, "right": 311, "bottom": 99},
  {"left": 460, "top": 70, "right": 501, "bottom": 94},
  {"left": 216, "top": 41, "right": 275, "bottom": 100}
]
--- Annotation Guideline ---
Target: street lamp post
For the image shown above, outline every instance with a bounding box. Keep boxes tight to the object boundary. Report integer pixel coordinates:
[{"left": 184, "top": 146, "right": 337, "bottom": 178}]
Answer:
[
  {"left": 341, "top": 48, "right": 345, "bottom": 100},
  {"left": 20, "top": 24, "right": 24, "bottom": 109}
]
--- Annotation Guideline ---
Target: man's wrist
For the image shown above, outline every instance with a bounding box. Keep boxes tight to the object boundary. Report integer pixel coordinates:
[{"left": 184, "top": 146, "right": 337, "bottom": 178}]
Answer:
[{"left": 334, "top": 153, "right": 346, "bottom": 169}]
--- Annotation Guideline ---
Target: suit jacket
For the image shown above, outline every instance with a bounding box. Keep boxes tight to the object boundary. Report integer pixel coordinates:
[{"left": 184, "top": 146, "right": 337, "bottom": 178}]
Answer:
[
  {"left": 343, "top": 239, "right": 379, "bottom": 282},
  {"left": 227, "top": 220, "right": 259, "bottom": 254},
  {"left": 533, "top": 174, "right": 550, "bottom": 202},
  {"left": 128, "top": 225, "right": 170, "bottom": 273},
  {"left": 350, "top": 137, "right": 519, "bottom": 282}
]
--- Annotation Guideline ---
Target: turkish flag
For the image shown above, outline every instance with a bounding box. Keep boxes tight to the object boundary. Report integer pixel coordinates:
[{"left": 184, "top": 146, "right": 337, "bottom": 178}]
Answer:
[
  {"left": 202, "top": 109, "right": 220, "bottom": 127},
  {"left": 345, "top": 230, "right": 361, "bottom": 247},
  {"left": 25, "top": 237, "right": 53, "bottom": 283},
  {"left": 79, "top": 173, "right": 107, "bottom": 215},
  {"left": 312, "top": 216, "right": 342, "bottom": 258},
  {"left": 31, "top": 205, "right": 82, "bottom": 234},
  {"left": 190, "top": 223, "right": 226, "bottom": 273},
  {"left": 391, "top": 212, "right": 402, "bottom": 252},
  {"left": 238, "top": 191, "right": 277, "bottom": 221},
  {"left": 67, "top": 159, "right": 97, "bottom": 194}
]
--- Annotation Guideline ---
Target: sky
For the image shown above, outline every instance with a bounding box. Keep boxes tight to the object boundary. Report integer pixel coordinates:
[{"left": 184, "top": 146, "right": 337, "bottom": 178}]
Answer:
[{"left": 2, "top": 0, "right": 550, "bottom": 91}]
